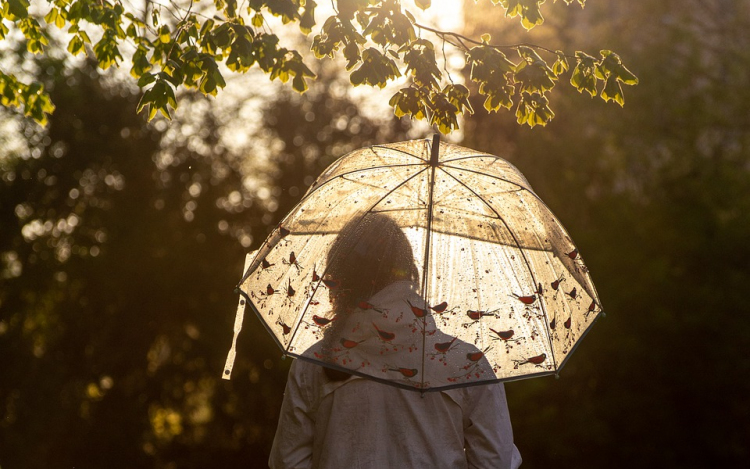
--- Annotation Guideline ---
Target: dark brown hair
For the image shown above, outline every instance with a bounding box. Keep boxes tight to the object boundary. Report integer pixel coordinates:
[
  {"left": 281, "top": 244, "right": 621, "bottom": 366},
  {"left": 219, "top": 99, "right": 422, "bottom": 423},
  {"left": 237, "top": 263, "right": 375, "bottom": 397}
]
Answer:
[{"left": 322, "top": 213, "right": 419, "bottom": 381}]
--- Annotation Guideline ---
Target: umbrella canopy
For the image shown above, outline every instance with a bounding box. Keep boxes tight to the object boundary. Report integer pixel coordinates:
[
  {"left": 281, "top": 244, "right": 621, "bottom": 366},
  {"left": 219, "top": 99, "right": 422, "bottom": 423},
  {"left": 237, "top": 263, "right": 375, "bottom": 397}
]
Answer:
[{"left": 223, "top": 136, "right": 602, "bottom": 391}]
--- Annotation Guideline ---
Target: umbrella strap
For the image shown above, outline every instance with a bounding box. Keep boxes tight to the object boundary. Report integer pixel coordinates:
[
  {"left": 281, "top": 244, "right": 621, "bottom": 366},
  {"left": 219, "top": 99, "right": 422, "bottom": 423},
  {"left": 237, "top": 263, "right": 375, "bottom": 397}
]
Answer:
[{"left": 223, "top": 253, "right": 254, "bottom": 380}]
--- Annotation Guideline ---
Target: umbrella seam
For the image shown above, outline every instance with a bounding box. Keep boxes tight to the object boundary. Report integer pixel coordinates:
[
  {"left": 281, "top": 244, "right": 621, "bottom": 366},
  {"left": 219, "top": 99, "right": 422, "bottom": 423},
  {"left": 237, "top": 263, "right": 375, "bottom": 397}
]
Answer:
[
  {"left": 440, "top": 163, "right": 532, "bottom": 193},
  {"left": 289, "top": 352, "right": 561, "bottom": 392},
  {"left": 294, "top": 163, "right": 427, "bottom": 207},
  {"left": 372, "top": 143, "right": 429, "bottom": 164}
]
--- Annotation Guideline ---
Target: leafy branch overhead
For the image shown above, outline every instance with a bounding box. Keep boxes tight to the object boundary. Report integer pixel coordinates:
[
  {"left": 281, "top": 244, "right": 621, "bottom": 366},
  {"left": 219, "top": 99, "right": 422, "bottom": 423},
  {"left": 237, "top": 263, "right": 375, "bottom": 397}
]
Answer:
[{"left": 0, "top": 0, "right": 637, "bottom": 131}]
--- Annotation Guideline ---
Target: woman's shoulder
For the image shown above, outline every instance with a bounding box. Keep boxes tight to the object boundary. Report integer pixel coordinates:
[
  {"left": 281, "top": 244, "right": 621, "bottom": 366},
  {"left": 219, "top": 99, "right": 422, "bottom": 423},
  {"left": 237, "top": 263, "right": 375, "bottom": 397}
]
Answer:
[
  {"left": 442, "top": 381, "right": 508, "bottom": 412},
  {"left": 289, "top": 359, "right": 358, "bottom": 407}
]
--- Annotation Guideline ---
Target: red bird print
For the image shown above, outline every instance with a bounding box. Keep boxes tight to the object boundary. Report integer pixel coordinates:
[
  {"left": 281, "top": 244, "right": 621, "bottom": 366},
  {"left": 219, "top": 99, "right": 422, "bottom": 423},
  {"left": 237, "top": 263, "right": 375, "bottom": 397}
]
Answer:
[
  {"left": 265, "top": 284, "right": 275, "bottom": 296},
  {"left": 564, "top": 316, "right": 572, "bottom": 329},
  {"left": 551, "top": 276, "right": 564, "bottom": 290},
  {"left": 261, "top": 258, "right": 274, "bottom": 270},
  {"left": 566, "top": 248, "right": 578, "bottom": 260},
  {"left": 513, "top": 293, "right": 537, "bottom": 305},
  {"left": 284, "top": 251, "right": 301, "bottom": 271},
  {"left": 312, "top": 267, "right": 320, "bottom": 282},
  {"left": 340, "top": 338, "right": 364, "bottom": 349},
  {"left": 515, "top": 353, "right": 547, "bottom": 366},
  {"left": 430, "top": 301, "right": 448, "bottom": 313},
  {"left": 278, "top": 225, "right": 291, "bottom": 238},
  {"left": 566, "top": 287, "right": 577, "bottom": 300},
  {"left": 286, "top": 280, "right": 295, "bottom": 297},
  {"left": 406, "top": 300, "right": 427, "bottom": 318},
  {"left": 467, "top": 310, "right": 492, "bottom": 320},
  {"left": 278, "top": 321, "right": 291, "bottom": 335},
  {"left": 372, "top": 323, "right": 395, "bottom": 342},
  {"left": 490, "top": 328, "right": 515, "bottom": 341},
  {"left": 312, "top": 315, "right": 335, "bottom": 327},
  {"left": 434, "top": 337, "right": 458, "bottom": 353},
  {"left": 466, "top": 351, "right": 484, "bottom": 362},
  {"left": 390, "top": 368, "right": 418, "bottom": 378}
]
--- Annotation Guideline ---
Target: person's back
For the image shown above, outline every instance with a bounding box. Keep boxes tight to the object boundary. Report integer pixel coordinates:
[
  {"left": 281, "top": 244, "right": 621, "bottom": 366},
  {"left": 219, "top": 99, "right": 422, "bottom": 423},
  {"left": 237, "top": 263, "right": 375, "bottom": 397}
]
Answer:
[
  {"left": 269, "top": 213, "right": 521, "bottom": 468},
  {"left": 269, "top": 359, "right": 522, "bottom": 468}
]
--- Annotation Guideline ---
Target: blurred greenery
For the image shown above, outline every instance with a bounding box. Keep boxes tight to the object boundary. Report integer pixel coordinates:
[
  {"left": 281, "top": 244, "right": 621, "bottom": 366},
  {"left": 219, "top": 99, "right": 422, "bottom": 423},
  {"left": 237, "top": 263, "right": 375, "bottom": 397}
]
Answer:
[{"left": 1, "top": 0, "right": 749, "bottom": 468}]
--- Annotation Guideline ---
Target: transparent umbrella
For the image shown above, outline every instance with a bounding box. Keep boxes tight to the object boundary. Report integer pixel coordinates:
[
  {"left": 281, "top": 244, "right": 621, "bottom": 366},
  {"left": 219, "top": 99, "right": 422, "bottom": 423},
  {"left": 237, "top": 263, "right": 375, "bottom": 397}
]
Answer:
[{"left": 223, "top": 136, "right": 602, "bottom": 391}]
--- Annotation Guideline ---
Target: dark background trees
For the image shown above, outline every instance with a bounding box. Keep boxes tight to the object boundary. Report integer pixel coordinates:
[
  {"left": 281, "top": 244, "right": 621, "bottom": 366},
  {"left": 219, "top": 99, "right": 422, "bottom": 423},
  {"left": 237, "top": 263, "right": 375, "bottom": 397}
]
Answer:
[{"left": 2, "top": 1, "right": 749, "bottom": 467}]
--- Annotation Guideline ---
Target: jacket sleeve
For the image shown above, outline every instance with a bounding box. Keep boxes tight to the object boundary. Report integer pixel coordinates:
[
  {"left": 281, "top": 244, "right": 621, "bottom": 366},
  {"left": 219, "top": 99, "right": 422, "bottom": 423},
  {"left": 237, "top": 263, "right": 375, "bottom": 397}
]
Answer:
[
  {"left": 268, "top": 361, "right": 316, "bottom": 469},
  {"left": 463, "top": 383, "right": 522, "bottom": 469}
]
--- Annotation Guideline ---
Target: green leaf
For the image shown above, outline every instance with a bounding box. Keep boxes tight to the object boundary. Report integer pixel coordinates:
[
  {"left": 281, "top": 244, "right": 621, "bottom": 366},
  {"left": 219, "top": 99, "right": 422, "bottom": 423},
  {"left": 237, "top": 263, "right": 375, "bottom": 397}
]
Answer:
[
  {"left": 137, "top": 72, "right": 156, "bottom": 87},
  {"left": 19, "top": 17, "right": 49, "bottom": 54},
  {"left": 350, "top": 48, "right": 401, "bottom": 89},
  {"left": 0, "top": 72, "right": 55, "bottom": 125},
  {"left": 130, "top": 45, "right": 152, "bottom": 78},
  {"left": 93, "top": 30, "right": 123, "bottom": 69},
  {"left": 6, "top": 0, "right": 30, "bottom": 19},
  {"left": 515, "top": 46, "right": 556, "bottom": 93},
  {"left": 444, "top": 83, "right": 474, "bottom": 115},
  {"left": 415, "top": 0, "right": 431, "bottom": 10},
  {"left": 389, "top": 87, "right": 427, "bottom": 120},
  {"left": 601, "top": 75, "right": 624, "bottom": 106},
  {"left": 599, "top": 50, "right": 639, "bottom": 85},
  {"left": 402, "top": 39, "right": 440, "bottom": 89},
  {"left": 430, "top": 92, "right": 459, "bottom": 134},
  {"left": 515, "top": 92, "right": 554, "bottom": 127},
  {"left": 502, "top": 0, "right": 546, "bottom": 30},
  {"left": 198, "top": 59, "right": 226, "bottom": 96},
  {"left": 344, "top": 41, "right": 361, "bottom": 70},
  {"left": 570, "top": 51, "right": 598, "bottom": 97},
  {"left": 552, "top": 50, "right": 569, "bottom": 75},
  {"left": 299, "top": 0, "right": 316, "bottom": 34},
  {"left": 159, "top": 25, "right": 171, "bottom": 44},
  {"left": 136, "top": 79, "right": 177, "bottom": 120},
  {"left": 468, "top": 45, "right": 516, "bottom": 112},
  {"left": 67, "top": 35, "right": 84, "bottom": 55},
  {"left": 44, "top": 8, "right": 62, "bottom": 28}
]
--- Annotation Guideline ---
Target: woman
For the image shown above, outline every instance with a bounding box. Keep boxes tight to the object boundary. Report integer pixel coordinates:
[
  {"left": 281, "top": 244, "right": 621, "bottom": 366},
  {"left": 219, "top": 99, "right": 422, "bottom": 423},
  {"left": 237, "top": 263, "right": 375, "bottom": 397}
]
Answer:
[{"left": 269, "top": 214, "right": 522, "bottom": 468}]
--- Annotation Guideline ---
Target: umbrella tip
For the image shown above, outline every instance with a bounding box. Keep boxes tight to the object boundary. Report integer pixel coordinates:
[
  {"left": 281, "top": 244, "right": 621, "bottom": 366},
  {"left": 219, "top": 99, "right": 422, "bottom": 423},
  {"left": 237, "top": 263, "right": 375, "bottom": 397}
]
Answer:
[{"left": 430, "top": 134, "right": 440, "bottom": 167}]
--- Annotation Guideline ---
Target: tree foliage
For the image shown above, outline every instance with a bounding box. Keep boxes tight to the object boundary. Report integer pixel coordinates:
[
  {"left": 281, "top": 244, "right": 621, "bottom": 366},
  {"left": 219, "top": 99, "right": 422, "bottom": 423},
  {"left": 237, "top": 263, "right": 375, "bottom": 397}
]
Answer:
[{"left": 1, "top": 0, "right": 636, "bottom": 131}]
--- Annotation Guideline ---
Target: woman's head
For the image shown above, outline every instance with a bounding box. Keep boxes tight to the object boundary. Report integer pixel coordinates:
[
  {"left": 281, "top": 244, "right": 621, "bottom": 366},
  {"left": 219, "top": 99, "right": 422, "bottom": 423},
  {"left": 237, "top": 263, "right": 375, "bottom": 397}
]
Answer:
[{"left": 326, "top": 213, "right": 419, "bottom": 310}]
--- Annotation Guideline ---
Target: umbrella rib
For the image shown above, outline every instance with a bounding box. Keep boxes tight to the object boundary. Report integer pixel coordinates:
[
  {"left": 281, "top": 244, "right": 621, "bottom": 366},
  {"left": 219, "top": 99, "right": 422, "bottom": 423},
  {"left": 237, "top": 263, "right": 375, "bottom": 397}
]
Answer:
[
  {"left": 439, "top": 153, "right": 493, "bottom": 164},
  {"left": 440, "top": 163, "right": 531, "bottom": 192},
  {"left": 437, "top": 166, "right": 559, "bottom": 370},
  {"left": 416, "top": 134, "right": 441, "bottom": 390},
  {"left": 286, "top": 165, "right": 431, "bottom": 348},
  {"left": 296, "top": 162, "right": 427, "bottom": 206},
  {"left": 372, "top": 143, "right": 429, "bottom": 164}
]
